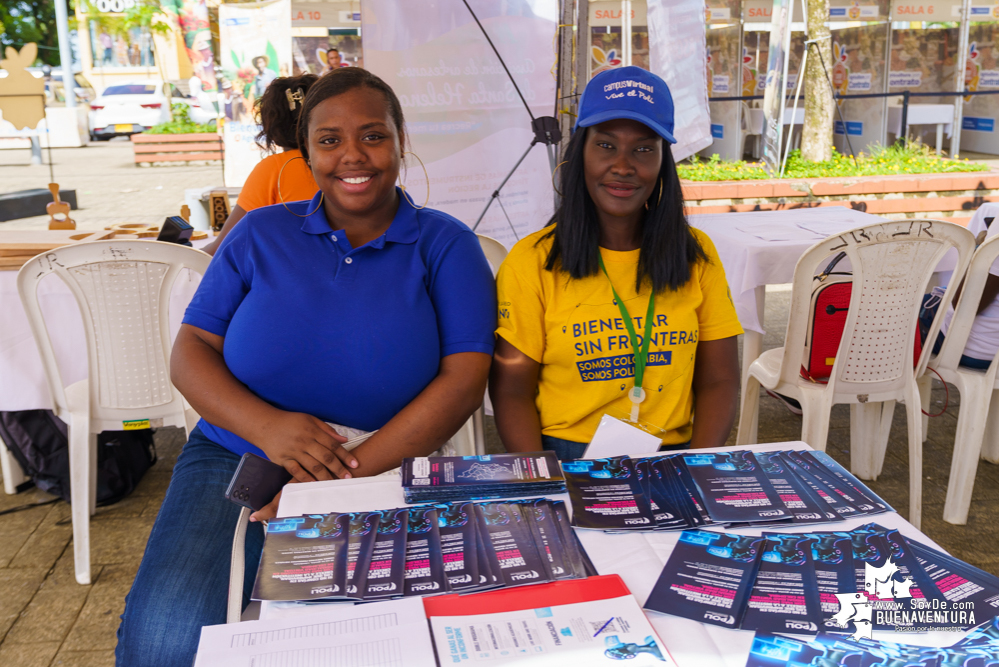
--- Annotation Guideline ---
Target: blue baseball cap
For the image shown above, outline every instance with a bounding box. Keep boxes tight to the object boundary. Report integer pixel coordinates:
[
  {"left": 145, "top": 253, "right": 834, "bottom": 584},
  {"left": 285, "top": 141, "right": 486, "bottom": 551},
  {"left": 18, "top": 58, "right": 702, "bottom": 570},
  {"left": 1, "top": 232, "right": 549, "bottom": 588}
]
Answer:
[{"left": 575, "top": 66, "right": 676, "bottom": 144}]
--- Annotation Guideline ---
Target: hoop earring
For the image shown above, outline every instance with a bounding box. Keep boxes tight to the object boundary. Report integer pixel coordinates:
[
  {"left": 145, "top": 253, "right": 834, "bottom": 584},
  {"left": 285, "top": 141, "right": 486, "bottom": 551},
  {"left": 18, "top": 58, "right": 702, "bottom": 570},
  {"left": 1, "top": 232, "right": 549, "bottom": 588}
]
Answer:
[
  {"left": 277, "top": 155, "right": 324, "bottom": 217},
  {"left": 551, "top": 160, "right": 567, "bottom": 197},
  {"left": 400, "top": 151, "right": 429, "bottom": 210}
]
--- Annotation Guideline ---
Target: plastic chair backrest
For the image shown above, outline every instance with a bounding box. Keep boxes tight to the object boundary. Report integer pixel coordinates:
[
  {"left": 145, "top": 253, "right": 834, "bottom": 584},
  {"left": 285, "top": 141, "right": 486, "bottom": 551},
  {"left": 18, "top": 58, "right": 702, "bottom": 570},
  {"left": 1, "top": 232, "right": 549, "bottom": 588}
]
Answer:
[
  {"left": 477, "top": 234, "right": 508, "bottom": 277},
  {"left": 931, "top": 234, "right": 999, "bottom": 376},
  {"left": 778, "top": 220, "right": 974, "bottom": 396},
  {"left": 17, "top": 240, "right": 211, "bottom": 419}
]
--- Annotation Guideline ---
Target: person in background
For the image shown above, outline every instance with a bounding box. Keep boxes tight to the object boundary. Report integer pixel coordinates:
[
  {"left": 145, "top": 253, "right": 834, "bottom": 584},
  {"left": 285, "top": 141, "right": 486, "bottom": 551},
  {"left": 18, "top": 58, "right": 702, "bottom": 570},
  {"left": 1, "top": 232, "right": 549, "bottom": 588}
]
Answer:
[
  {"left": 204, "top": 73, "right": 320, "bottom": 255},
  {"left": 219, "top": 79, "right": 245, "bottom": 121},
  {"left": 99, "top": 31, "right": 113, "bottom": 65},
  {"left": 324, "top": 47, "right": 348, "bottom": 73},
  {"left": 252, "top": 55, "right": 277, "bottom": 97},
  {"left": 115, "top": 67, "right": 496, "bottom": 667},
  {"left": 490, "top": 66, "right": 743, "bottom": 460}
]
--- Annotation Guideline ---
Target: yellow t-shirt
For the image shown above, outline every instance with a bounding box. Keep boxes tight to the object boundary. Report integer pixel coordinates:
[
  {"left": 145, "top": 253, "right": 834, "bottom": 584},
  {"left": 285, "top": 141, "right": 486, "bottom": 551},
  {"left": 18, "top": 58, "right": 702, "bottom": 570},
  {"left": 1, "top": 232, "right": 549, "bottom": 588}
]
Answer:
[{"left": 496, "top": 227, "right": 743, "bottom": 445}]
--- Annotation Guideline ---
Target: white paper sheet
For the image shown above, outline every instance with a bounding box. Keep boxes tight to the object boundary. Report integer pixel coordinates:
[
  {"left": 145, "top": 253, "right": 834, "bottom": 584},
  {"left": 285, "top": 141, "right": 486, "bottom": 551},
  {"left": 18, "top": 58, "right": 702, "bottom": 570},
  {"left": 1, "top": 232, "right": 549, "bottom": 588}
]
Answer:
[
  {"left": 194, "top": 597, "right": 436, "bottom": 667},
  {"left": 582, "top": 415, "right": 663, "bottom": 459},
  {"left": 430, "top": 594, "right": 678, "bottom": 666}
]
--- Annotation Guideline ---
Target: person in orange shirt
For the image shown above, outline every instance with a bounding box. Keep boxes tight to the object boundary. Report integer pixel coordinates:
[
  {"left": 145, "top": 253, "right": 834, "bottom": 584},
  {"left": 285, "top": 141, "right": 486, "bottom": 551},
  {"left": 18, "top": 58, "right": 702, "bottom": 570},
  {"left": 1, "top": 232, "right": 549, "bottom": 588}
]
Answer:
[{"left": 205, "top": 73, "right": 320, "bottom": 255}]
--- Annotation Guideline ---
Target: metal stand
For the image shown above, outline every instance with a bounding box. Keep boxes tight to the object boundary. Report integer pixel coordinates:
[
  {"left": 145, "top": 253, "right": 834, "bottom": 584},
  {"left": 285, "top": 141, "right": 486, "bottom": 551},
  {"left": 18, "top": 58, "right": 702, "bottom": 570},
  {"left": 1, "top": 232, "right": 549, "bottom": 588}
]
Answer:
[{"left": 462, "top": 0, "right": 562, "bottom": 239}]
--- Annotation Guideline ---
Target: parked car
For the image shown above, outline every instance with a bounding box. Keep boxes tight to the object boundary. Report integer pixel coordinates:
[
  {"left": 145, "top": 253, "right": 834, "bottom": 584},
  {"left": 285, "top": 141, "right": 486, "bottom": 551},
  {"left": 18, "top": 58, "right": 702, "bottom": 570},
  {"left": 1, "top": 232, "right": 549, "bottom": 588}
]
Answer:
[
  {"left": 48, "top": 70, "right": 96, "bottom": 105},
  {"left": 88, "top": 80, "right": 217, "bottom": 141}
]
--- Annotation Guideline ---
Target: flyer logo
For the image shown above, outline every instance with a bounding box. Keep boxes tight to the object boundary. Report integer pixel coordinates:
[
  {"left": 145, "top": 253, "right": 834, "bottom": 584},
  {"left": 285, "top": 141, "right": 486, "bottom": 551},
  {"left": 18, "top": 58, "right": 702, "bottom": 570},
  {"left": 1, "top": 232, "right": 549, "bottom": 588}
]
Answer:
[
  {"left": 511, "top": 570, "right": 541, "bottom": 581},
  {"left": 704, "top": 611, "right": 735, "bottom": 625}
]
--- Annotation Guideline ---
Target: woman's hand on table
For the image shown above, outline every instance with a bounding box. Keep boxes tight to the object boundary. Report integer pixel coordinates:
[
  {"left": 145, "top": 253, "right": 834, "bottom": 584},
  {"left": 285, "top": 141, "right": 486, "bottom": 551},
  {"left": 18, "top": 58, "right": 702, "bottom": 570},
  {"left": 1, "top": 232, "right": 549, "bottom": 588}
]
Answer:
[{"left": 256, "top": 412, "right": 358, "bottom": 483}]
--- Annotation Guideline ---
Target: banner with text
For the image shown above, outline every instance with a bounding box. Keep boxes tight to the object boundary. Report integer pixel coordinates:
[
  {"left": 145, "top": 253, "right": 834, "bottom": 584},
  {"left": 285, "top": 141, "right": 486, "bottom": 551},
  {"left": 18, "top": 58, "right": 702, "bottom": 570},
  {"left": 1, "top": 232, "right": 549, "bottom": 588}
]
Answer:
[
  {"left": 962, "top": 24, "right": 999, "bottom": 153},
  {"left": 219, "top": 0, "right": 292, "bottom": 187},
  {"left": 831, "top": 24, "right": 888, "bottom": 156},
  {"left": 761, "top": 0, "right": 794, "bottom": 174},
  {"left": 647, "top": 0, "right": 713, "bottom": 160},
  {"left": 360, "top": 0, "right": 557, "bottom": 248}
]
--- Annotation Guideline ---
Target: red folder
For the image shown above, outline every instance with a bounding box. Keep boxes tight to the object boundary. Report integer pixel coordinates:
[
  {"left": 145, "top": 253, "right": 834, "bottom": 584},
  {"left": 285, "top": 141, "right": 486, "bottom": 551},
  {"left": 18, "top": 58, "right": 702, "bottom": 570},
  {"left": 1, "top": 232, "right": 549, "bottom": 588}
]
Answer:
[{"left": 423, "top": 574, "right": 631, "bottom": 617}]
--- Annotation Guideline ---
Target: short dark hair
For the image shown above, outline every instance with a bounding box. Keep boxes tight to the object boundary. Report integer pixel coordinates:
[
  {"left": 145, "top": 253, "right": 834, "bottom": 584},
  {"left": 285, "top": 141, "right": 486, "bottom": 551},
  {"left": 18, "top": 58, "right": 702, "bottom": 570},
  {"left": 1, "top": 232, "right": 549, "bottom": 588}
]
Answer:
[
  {"left": 327, "top": 48, "right": 339, "bottom": 54},
  {"left": 296, "top": 68, "right": 405, "bottom": 163},
  {"left": 254, "top": 73, "right": 319, "bottom": 152},
  {"left": 542, "top": 128, "right": 707, "bottom": 293}
]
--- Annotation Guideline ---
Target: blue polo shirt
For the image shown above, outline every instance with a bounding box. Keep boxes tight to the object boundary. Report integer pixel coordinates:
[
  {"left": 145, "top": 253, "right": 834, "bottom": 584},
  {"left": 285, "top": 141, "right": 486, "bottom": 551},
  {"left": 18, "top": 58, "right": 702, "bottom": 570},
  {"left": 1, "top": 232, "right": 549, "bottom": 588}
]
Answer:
[{"left": 182, "top": 189, "right": 497, "bottom": 458}]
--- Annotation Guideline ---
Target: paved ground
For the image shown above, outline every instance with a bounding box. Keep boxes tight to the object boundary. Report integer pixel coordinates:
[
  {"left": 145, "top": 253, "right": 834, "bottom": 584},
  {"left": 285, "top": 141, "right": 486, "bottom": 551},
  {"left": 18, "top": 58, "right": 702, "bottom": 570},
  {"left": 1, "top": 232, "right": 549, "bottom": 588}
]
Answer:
[
  {"left": 2, "top": 141, "right": 999, "bottom": 666},
  {"left": 0, "top": 140, "right": 222, "bottom": 231}
]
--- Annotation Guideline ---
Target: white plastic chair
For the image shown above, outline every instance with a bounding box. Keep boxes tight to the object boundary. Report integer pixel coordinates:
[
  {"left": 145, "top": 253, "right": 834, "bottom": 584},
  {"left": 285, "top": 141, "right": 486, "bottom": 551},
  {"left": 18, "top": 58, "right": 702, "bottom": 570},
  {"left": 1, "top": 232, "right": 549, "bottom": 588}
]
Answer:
[
  {"left": 451, "top": 234, "right": 509, "bottom": 457},
  {"left": 736, "top": 220, "right": 975, "bottom": 529},
  {"left": 918, "top": 235, "right": 999, "bottom": 525},
  {"left": 17, "top": 240, "right": 210, "bottom": 585}
]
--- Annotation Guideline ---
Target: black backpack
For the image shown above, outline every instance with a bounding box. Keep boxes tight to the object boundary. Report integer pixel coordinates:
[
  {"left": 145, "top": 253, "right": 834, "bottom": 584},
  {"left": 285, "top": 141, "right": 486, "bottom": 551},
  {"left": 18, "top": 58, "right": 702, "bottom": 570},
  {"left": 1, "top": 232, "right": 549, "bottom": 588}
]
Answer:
[{"left": 0, "top": 410, "right": 156, "bottom": 505}]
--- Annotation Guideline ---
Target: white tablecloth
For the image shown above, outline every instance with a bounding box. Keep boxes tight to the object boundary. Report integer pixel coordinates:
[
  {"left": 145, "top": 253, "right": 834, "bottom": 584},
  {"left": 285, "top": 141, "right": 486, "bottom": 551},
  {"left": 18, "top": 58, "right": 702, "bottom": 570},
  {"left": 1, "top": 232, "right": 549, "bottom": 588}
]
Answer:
[
  {"left": 0, "top": 239, "right": 209, "bottom": 411},
  {"left": 887, "top": 104, "right": 954, "bottom": 138},
  {"left": 271, "top": 441, "right": 949, "bottom": 667},
  {"left": 746, "top": 107, "right": 805, "bottom": 135},
  {"left": 689, "top": 207, "right": 886, "bottom": 335},
  {"left": 967, "top": 202, "right": 999, "bottom": 238}
]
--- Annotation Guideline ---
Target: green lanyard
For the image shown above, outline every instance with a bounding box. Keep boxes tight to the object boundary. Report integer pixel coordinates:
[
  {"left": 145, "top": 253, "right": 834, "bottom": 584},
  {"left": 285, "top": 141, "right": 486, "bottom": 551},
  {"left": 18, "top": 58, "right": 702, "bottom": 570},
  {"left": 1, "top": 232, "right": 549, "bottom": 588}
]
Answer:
[{"left": 598, "top": 255, "right": 655, "bottom": 420}]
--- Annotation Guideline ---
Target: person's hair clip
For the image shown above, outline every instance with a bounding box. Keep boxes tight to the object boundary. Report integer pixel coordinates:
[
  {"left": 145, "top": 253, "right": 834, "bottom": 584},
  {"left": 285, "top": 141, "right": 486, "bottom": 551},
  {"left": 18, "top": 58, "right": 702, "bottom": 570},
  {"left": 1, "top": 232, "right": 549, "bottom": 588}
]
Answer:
[{"left": 286, "top": 88, "right": 305, "bottom": 110}]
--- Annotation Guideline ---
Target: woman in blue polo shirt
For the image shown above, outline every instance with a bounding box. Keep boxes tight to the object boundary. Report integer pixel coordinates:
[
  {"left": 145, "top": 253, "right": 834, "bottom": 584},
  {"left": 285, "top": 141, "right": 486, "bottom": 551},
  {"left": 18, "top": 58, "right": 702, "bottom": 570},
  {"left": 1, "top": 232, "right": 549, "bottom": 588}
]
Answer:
[{"left": 115, "top": 68, "right": 496, "bottom": 667}]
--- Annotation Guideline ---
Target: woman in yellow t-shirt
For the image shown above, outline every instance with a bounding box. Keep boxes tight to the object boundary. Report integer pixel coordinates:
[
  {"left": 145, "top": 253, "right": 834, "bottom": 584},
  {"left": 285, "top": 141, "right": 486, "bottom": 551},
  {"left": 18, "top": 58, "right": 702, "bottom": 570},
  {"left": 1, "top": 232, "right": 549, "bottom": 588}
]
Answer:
[
  {"left": 204, "top": 74, "right": 320, "bottom": 255},
  {"left": 491, "top": 67, "right": 743, "bottom": 460}
]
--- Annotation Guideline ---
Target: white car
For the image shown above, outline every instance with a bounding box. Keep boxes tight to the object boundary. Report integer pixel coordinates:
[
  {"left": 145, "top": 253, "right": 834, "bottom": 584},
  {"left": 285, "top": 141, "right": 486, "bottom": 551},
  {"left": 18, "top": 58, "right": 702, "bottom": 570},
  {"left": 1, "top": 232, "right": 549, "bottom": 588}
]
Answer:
[{"left": 88, "top": 80, "right": 217, "bottom": 140}]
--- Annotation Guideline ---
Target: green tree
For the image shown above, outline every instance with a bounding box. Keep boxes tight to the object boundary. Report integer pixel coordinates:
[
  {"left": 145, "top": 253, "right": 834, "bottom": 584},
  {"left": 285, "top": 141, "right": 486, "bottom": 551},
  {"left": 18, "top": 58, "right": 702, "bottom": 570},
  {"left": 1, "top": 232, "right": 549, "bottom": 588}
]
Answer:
[{"left": 0, "top": 0, "right": 75, "bottom": 67}]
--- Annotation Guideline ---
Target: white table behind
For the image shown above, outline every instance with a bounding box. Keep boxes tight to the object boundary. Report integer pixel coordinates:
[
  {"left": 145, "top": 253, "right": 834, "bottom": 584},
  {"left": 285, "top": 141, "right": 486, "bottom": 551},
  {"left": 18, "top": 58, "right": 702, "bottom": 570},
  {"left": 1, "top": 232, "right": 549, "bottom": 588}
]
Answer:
[
  {"left": 274, "top": 441, "right": 945, "bottom": 667},
  {"left": 887, "top": 104, "right": 954, "bottom": 155}
]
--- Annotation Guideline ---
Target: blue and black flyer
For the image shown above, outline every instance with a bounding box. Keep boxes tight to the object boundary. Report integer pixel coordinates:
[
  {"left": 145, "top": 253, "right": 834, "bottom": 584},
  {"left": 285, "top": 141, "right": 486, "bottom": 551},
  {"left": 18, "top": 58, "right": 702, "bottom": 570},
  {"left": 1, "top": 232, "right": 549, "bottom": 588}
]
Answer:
[
  {"left": 401, "top": 453, "right": 564, "bottom": 503},
  {"left": 345, "top": 511, "right": 379, "bottom": 598},
  {"left": 754, "top": 451, "right": 839, "bottom": 525},
  {"left": 783, "top": 451, "right": 874, "bottom": 515},
  {"left": 633, "top": 458, "right": 690, "bottom": 530},
  {"left": 251, "top": 512, "right": 350, "bottom": 602},
  {"left": 741, "top": 534, "right": 822, "bottom": 635},
  {"left": 804, "top": 451, "right": 891, "bottom": 514},
  {"left": 910, "top": 538, "right": 999, "bottom": 616},
  {"left": 436, "top": 502, "right": 480, "bottom": 592},
  {"left": 803, "top": 531, "right": 855, "bottom": 631},
  {"left": 363, "top": 507, "right": 409, "bottom": 599},
  {"left": 644, "top": 529, "right": 766, "bottom": 628},
  {"left": 778, "top": 453, "right": 859, "bottom": 518},
  {"left": 563, "top": 457, "right": 655, "bottom": 531},
  {"left": 477, "top": 502, "right": 551, "bottom": 587},
  {"left": 404, "top": 506, "right": 449, "bottom": 596},
  {"left": 681, "top": 451, "right": 789, "bottom": 524}
]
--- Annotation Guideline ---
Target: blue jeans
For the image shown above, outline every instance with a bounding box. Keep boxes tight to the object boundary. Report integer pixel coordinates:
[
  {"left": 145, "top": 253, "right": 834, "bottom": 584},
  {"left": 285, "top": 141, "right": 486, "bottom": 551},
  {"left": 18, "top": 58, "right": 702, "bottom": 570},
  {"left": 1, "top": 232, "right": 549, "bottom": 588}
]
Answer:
[
  {"left": 115, "top": 427, "right": 265, "bottom": 667},
  {"left": 541, "top": 434, "right": 689, "bottom": 462}
]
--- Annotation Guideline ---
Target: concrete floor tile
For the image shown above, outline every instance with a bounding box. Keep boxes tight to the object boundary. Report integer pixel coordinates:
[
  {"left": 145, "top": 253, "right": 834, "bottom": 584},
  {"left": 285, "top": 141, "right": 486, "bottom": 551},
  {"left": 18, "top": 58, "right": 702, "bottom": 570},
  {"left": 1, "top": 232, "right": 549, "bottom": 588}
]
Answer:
[
  {"left": 61, "top": 564, "right": 136, "bottom": 652},
  {"left": 5, "top": 576, "right": 90, "bottom": 644},
  {"left": 87, "top": 515, "right": 155, "bottom": 568},
  {"left": 0, "top": 500, "right": 60, "bottom": 569},
  {"left": 50, "top": 650, "right": 115, "bottom": 667},
  {"left": 0, "top": 641, "right": 61, "bottom": 667},
  {"left": 0, "top": 568, "right": 48, "bottom": 639},
  {"left": 9, "top": 503, "right": 73, "bottom": 572}
]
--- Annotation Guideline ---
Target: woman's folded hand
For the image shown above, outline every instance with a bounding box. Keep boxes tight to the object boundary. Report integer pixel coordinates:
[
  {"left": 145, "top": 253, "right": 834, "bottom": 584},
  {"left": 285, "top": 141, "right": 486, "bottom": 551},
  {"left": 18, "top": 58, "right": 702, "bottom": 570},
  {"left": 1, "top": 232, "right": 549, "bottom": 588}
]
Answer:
[{"left": 256, "top": 411, "right": 358, "bottom": 482}]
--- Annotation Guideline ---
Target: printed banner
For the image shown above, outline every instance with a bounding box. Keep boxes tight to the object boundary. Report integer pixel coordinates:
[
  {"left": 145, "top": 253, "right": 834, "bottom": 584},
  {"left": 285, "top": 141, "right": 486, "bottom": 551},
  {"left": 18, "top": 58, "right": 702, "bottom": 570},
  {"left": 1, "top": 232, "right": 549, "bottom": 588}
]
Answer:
[
  {"left": 361, "top": 0, "right": 558, "bottom": 248},
  {"left": 166, "top": 0, "right": 218, "bottom": 94},
  {"left": 761, "top": 0, "right": 795, "bottom": 174},
  {"left": 647, "top": 0, "right": 713, "bottom": 160},
  {"left": 888, "top": 27, "right": 958, "bottom": 99},
  {"left": 830, "top": 24, "right": 888, "bottom": 156},
  {"left": 961, "top": 25, "right": 999, "bottom": 153},
  {"left": 218, "top": 0, "right": 292, "bottom": 187},
  {"left": 703, "top": 25, "right": 742, "bottom": 160}
]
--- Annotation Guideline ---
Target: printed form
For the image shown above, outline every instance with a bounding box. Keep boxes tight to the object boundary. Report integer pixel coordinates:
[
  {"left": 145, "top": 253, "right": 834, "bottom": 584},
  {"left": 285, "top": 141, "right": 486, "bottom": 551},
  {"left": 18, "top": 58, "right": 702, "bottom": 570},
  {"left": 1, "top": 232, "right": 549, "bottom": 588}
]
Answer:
[
  {"left": 430, "top": 594, "right": 676, "bottom": 666},
  {"left": 193, "top": 597, "right": 436, "bottom": 667}
]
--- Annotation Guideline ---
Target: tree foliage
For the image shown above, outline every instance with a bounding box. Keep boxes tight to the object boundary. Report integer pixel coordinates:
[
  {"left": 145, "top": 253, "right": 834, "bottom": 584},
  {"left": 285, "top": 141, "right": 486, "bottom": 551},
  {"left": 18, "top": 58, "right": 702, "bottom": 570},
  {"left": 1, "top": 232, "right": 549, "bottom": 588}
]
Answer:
[{"left": 0, "top": 0, "right": 74, "bottom": 67}]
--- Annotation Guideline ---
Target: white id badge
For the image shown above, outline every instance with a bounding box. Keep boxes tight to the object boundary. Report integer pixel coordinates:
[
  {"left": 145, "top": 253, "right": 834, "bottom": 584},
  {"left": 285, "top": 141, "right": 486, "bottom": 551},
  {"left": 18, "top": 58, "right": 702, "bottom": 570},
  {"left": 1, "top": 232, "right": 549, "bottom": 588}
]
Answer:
[{"left": 582, "top": 413, "right": 664, "bottom": 459}]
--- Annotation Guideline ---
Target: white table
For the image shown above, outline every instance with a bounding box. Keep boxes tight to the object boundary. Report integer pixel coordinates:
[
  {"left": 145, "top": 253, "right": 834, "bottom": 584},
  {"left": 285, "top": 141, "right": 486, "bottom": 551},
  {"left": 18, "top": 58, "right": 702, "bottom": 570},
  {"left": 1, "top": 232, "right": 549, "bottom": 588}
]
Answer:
[
  {"left": 745, "top": 108, "right": 806, "bottom": 158},
  {"left": 967, "top": 202, "right": 999, "bottom": 239},
  {"left": 269, "top": 441, "right": 952, "bottom": 667},
  {"left": 887, "top": 104, "right": 954, "bottom": 156}
]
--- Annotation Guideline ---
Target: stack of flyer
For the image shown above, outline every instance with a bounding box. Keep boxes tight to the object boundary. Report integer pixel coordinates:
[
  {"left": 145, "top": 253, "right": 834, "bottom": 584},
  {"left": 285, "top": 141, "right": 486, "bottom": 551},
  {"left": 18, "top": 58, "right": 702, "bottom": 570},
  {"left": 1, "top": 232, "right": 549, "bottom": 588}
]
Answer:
[
  {"left": 401, "top": 452, "right": 565, "bottom": 504},
  {"left": 251, "top": 498, "right": 596, "bottom": 603},
  {"left": 563, "top": 449, "right": 891, "bottom": 532},
  {"left": 644, "top": 523, "right": 999, "bottom": 636}
]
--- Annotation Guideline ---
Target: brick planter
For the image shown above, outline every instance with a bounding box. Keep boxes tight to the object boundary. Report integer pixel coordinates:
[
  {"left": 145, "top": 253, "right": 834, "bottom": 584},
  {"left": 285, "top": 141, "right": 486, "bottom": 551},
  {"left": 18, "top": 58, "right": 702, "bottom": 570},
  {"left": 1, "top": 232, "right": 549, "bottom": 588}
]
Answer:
[
  {"left": 683, "top": 171, "right": 999, "bottom": 224},
  {"left": 130, "top": 133, "right": 223, "bottom": 166}
]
